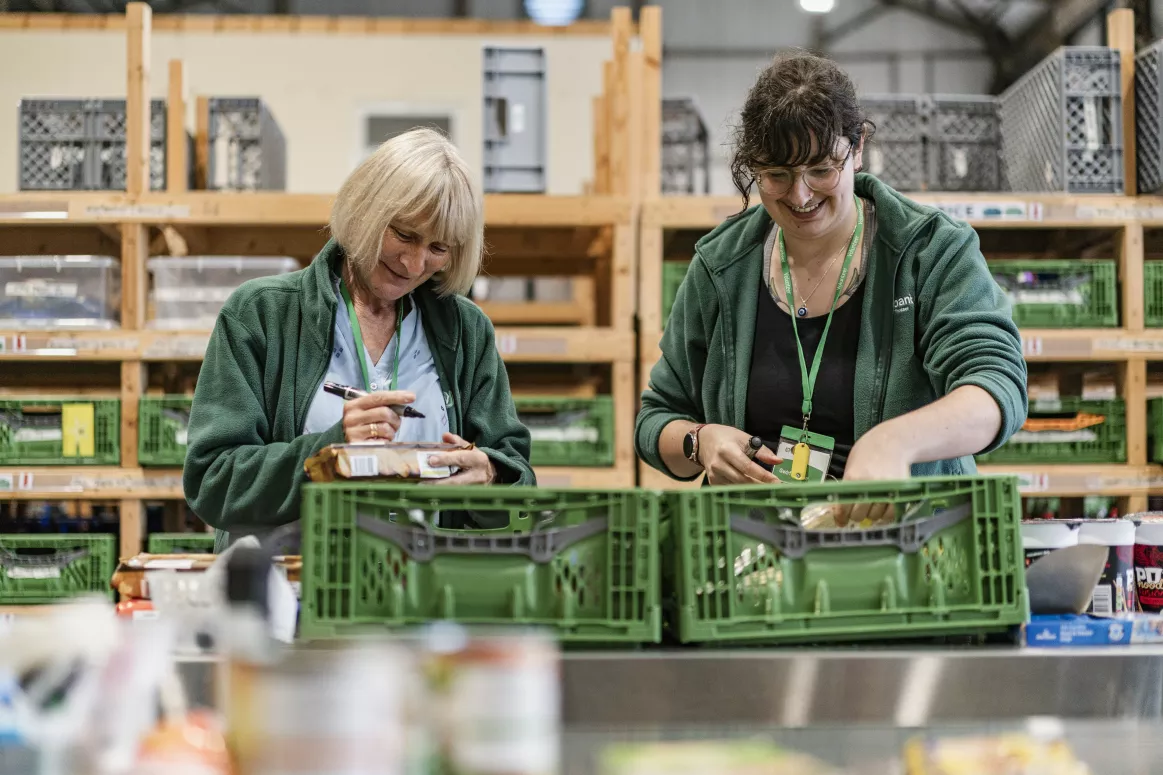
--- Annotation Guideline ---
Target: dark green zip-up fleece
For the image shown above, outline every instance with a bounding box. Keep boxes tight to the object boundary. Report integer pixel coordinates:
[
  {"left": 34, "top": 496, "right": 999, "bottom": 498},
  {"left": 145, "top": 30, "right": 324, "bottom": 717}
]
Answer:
[
  {"left": 183, "top": 240, "right": 535, "bottom": 549},
  {"left": 636, "top": 173, "right": 1028, "bottom": 480}
]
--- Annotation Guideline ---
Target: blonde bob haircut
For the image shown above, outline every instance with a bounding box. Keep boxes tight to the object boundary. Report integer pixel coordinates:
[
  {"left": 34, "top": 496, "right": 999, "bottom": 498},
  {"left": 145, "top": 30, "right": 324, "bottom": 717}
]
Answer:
[{"left": 330, "top": 127, "right": 484, "bottom": 297}]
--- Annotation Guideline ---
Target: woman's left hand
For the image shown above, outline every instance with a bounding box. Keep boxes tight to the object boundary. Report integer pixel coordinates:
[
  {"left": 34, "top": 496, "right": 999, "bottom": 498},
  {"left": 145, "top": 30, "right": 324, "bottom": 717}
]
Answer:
[
  {"left": 424, "top": 432, "right": 497, "bottom": 485},
  {"left": 843, "top": 424, "right": 913, "bottom": 481}
]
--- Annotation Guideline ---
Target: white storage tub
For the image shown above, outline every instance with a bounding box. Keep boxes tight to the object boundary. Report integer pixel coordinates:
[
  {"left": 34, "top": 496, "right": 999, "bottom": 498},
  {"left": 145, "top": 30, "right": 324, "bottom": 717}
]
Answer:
[
  {"left": 0, "top": 256, "right": 119, "bottom": 329},
  {"left": 146, "top": 256, "right": 299, "bottom": 329}
]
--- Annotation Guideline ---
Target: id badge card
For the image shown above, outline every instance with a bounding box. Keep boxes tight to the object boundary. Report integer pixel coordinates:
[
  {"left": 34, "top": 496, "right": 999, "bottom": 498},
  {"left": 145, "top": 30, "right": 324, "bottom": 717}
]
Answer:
[{"left": 773, "top": 425, "right": 834, "bottom": 483}]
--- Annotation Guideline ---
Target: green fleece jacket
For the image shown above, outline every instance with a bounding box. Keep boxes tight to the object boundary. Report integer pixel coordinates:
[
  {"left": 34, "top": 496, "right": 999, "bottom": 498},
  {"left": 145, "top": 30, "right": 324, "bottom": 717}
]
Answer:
[
  {"left": 636, "top": 173, "right": 1028, "bottom": 480},
  {"left": 183, "top": 240, "right": 535, "bottom": 549}
]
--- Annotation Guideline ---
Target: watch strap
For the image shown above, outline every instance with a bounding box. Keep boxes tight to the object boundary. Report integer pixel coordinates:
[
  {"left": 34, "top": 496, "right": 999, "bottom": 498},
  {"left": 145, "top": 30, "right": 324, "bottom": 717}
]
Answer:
[{"left": 687, "top": 423, "right": 707, "bottom": 465}]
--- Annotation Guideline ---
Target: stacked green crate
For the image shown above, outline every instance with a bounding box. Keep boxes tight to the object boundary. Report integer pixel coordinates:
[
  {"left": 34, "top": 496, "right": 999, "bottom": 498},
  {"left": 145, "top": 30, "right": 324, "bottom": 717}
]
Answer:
[
  {"left": 514, "top": 396, "right": 614, "bottom": 466},
  {"left": 977, "top": 397, "right": 1126, "bottom": 464},
  {"left": 1150, "top": 397, "right": 1163, "bottom": 462},
  {"left": 1146, "top": 262, "right": 1163, "bottom": 326},
  {"left": 0, "top": 534, "right": 115, "bottom": 603},
  {"left": 989, "top": 260, "right": 1118, "bottom": 327},
  {"left": 138, "top": 396, "right": 193, "bottom": 466},
  {"left": 663, "top": 475, "right": 1027, "bottom": 645},
  {"left": 661, "top": 261, "right": 690, "bottom": 324},
  {"left": 0, "top": 398, "right": 119, "bottom": 465},
  {"left": 298, "top": 484, "right": 661, "bottom": 643},
  {"left": 148, "top": 532, "right": 215, "bottom": 554}
]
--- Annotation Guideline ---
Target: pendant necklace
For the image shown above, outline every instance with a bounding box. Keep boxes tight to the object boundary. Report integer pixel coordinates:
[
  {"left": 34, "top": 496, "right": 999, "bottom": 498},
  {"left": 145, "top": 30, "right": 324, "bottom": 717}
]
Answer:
[{"left": 781, "top": 212, "right": 862, "bottom": 317}]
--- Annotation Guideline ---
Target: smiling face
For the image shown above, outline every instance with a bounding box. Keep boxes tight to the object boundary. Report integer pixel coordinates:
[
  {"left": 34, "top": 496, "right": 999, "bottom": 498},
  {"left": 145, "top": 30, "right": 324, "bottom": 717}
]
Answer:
[
  {"left": 755, "top": 136, "right": 862, "bottom": 244},
  {"left": 359, "top": 221, "right": 452, "bottom": 303}
]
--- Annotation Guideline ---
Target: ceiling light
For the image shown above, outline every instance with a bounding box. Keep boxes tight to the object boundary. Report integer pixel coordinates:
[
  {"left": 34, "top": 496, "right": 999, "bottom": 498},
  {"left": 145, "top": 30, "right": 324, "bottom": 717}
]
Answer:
[
  {"left": 524, "top": 0, "right": 585, "bottom": 26},
  {"left": 800, "top": 0, "right": 835, "bottom": 12}
]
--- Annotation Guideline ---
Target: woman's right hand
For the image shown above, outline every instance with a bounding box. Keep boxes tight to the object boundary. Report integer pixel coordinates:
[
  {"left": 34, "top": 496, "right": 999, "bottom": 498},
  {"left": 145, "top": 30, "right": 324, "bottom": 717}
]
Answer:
[
  {"left": 342, "top": 390, "right": 416, "bottom": 443},
  {"left": 696, "top": 424, "right": 782, "bottom": 485}
]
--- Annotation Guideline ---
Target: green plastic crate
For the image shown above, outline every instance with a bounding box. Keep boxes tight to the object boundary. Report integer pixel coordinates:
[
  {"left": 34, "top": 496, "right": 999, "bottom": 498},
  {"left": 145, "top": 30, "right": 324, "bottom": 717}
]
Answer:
[
  {"left": 0, "top": 534, "right": 115, "bottom": 604},
  {"left": 147, "top": 532, "right": 215, "bottom": 554},
  {"left": 1146, "top": 262, "right": 1163, "bottom": 327},
  {"left": 0, "top": 398, "right": 119, "bottom": 465},
  {"left": 661, "top": 261, "right": 690, "bottom": 324},
  {"left": 665, "top": 475, "right": 1027, "bottom": 645},
  {"left": 976, "top": 397, "right": 1126, "bottom": 465},
  {"left": 514, "top": 395, "right": 614, "bottom": 467},
  {"left": 298, "top": 484, "right": 661, "bottom": 643},
  {"left": 1150, "top": 398, "right": 1163, "bottom": 463},
  {"left": 989, "top": 259, "right": 1118, "bottom": 328},
  {"left": 138, "top": 396, "right": 193, "bottom": 467}
]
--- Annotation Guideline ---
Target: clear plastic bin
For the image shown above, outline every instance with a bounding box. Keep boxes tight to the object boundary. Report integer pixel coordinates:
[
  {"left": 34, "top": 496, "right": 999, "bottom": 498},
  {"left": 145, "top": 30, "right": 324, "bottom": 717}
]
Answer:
[
  {"left": 0, "top": 256, "right": 119, "bottom": 329},
  {"left": 146, "top": 256, "right": 299, "bottom": 330}
]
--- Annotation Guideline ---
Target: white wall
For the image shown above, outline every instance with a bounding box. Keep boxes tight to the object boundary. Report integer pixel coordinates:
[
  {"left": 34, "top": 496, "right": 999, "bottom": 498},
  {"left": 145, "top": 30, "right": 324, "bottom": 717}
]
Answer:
[
  {"left": 0, "top": 27, "right": 610, "bottom": 194},
  {"left": 661, "top": 0, "right": 992, "bottom": 194}
]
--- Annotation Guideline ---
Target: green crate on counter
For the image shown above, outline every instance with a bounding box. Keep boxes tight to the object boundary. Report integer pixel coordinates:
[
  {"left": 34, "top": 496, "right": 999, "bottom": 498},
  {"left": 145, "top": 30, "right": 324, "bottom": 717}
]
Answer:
[
  {"left": 514, "top": 395, "right": 614, "bottom": 467},
  {"left": 1146, "top": 262, "right": 1163, "bottom": 326},
  {"left": 0, "top": 534, "right": 115, "bottom": 603},
  {"left": 661, "top": 261, "right": 691, "bottom": 324},
  {"left": 147, "top": 532, "right": 215, "bottom": 555},
  {"left": 989, "top": 259, "right": 1118, "bottom": 328},
  {"left": 138, "top": 396, "right": 193, "bottom": 467},
  {"left": 299, "top": 485, "right": 661, "bottom": 643},
  {"left": 665, "top": 475, "right": 1027, "bottom": 645},
  {"left": 1150, "top": 398, "right": 1163, "bottom": 462},
  {"left": 976, "top": 397, "right": 1126, "bottom": 464},
  {"left": 0, "top": 398, "right": 119, "bottom": 465}
]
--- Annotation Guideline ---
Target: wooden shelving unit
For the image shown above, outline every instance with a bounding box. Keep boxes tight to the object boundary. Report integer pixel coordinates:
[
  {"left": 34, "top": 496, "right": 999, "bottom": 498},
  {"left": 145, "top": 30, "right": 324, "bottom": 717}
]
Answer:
[
  {"left": 0, "top": 3, "right": 652, "bottom": 560},
  {"left": 635, "top": 8, "right": 1161, "bottom": 508}
]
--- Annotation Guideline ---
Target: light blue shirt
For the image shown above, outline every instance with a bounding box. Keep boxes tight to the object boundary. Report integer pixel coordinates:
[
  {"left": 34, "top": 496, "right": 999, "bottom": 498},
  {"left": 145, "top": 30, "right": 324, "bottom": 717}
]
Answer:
[{"left": 303, "top": 282, "right": 450, "bottom": 441}]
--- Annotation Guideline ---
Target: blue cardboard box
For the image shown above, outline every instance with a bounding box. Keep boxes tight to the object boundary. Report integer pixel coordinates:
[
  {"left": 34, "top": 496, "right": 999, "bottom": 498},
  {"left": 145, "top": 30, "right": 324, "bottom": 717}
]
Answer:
[{"left": 1024, "top": 614, "right": 1133, "bottom": 647}]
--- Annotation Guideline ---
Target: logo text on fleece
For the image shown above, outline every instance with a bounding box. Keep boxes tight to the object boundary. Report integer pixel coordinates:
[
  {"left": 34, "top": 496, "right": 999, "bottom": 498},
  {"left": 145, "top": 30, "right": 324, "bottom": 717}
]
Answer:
[{"left": 894, "top": 295, "right": 914, "bottom": 313}]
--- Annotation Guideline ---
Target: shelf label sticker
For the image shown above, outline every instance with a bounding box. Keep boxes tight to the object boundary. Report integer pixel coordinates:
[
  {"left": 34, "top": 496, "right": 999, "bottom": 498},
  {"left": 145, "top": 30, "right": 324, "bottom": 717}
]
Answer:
[
  {"left": 0, "top": 474, "right": 12, "bottom": 491},
  {"left": 1097, "top": 337, "right": 1163, "bottom": 354},
  {"left": 17, "top": 472, "right": 33, "bottom": 491},
  {"left": 83, "top": 204, "right": 192, "bottom": 220},
  {"left": 1015, "top": 473, "right": 1050, "bottom": 493},
  {"left": 497, "top": 335, "right": 568, "bottom": 357},
  {"left": 7, "top": 566, "right": 61, "bottom": 580},
  {"left": 1074, "top": 205, "right": 1163, "bottom": 221},
  {"left": 934, "top": 201, "right": 1043, "bottom": 222},
  {"left": 498, "top": 335, "right": 517, "bottom": 355},
  {"left": 11, "top": 336, "right": 25, "bottom": 353},
  {"left": 1022, "top": 335, "right": 1043, "bottom": 357}
]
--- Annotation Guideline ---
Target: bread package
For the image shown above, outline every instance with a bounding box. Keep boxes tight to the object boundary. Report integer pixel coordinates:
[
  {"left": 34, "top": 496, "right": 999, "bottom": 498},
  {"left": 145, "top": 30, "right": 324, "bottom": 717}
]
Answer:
[{"left": 304, "top": 440, "right": 466, "bottom": 482}]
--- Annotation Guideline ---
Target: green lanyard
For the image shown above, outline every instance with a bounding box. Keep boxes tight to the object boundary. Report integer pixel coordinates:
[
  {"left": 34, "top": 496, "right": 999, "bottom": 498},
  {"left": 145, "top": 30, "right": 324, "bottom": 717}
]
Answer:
[
  {"left": 776, "top": 197, "right": 864, "bottom": 430},
  {"left": 339, "top": 279, "right": 403, "bottom": 394}
]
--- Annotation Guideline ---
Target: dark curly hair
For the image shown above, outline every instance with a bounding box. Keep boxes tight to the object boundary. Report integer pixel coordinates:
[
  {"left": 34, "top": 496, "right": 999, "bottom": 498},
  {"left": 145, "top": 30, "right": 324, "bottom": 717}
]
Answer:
[{"left": 730, "top": 51, "right": 874, "bottom": 210}]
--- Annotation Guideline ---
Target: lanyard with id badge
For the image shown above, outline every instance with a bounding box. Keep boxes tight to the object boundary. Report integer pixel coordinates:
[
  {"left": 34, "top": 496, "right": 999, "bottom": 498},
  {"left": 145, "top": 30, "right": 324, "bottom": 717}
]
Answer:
[{"left": 771, "top": 197, "right": 863, "bottom": 484}]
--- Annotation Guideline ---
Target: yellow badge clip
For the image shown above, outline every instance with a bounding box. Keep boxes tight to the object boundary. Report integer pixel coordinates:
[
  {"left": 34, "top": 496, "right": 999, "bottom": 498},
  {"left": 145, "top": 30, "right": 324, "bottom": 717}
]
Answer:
[{"left": 790, "top": 442, "right": 812, "bottom": 481}]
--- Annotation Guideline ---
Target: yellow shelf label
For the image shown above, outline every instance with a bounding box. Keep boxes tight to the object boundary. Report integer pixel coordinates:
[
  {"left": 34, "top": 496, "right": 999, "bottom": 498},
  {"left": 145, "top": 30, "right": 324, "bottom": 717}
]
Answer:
[{"left": 61, "top": 403, "right": 95, "bottom": 458}]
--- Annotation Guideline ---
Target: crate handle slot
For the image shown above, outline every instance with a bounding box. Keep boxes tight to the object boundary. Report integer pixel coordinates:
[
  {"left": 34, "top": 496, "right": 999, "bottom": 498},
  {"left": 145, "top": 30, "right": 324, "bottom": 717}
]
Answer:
[
  {"left": 0, "top": 547, "right": 89, "bottom": 570},
  {"left": 355, "top": 512, "right": 607, "bottom": 564},
  {"left": 731, "top": 502, "right": 971, "bottom": 559}
]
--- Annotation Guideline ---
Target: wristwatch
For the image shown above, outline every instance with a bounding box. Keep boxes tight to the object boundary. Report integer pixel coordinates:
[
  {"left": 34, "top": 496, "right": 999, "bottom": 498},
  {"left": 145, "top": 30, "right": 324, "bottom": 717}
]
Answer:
[{"left": 683, "top": 424, "right": 707, "bottom": 466}]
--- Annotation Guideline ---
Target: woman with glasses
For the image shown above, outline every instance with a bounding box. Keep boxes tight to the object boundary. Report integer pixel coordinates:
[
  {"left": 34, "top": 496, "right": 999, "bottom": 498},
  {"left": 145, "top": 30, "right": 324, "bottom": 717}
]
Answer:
[{"left": 635, "top": 53, "right": 1027, "bottom": 485}]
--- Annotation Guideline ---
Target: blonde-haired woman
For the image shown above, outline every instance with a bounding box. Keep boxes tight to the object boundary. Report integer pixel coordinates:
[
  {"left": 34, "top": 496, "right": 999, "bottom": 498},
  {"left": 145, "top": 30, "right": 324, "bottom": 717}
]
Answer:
[{"left": 183, "top": 128, "right": 534, "bottom": 550}]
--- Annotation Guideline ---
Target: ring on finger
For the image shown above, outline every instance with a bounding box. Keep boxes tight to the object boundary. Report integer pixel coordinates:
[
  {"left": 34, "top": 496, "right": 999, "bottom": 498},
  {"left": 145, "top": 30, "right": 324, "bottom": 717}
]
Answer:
[{"left": 368, "top": 422, "right": 380, "bottom": 439}]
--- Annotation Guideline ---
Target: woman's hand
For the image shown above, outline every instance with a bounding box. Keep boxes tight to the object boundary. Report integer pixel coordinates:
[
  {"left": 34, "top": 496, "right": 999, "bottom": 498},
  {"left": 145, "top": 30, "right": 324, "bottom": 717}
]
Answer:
[
  {"left": 342, "top": 390, "right": 415, "bottom": 443},
  {"left": 843, "top": 424, "right": 913, "bottom": 481},
  {"left": 697, "top": 425, "right": 782, "bottom": 485},
  {"left": 424, "top": 432, "right": 497, "bottom": 485}
]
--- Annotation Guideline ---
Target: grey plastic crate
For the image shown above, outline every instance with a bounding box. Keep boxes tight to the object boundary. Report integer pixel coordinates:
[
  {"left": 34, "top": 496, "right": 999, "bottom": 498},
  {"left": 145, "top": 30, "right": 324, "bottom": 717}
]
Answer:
[
  {"left": 999, "top": 46, "right": 1123, "bottom": 194},
  {"left": 18, "top": 98, "right": 166, "bottom": 191},
  {"left": 1137, "top": 40, "right": 1163, "bottom": 193},
  {"left": 483, "top": 47, "right": 546, "bottom": 193},
  {"left": 207, "top": 97, "right": 286, "bottom": 191},
  {"left": 860, "top": 95, "right": 926, "bottom": 191},
  {"left": 927, "top": 95, "right": 1004, "bottom": 191}
]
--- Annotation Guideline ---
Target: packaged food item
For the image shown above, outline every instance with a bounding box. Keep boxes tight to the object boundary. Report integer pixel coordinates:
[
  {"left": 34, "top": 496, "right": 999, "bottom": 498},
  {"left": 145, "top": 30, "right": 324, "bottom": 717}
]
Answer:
[
  {"left": 1135, "top": 521, "right": 1163, "bottom": 613},
  {"left": 304, "top": 441, "right": 465, "bottom": 482},
  {"left": 1077, "top": 519, "right": 1136, "bottom": 614},
  {"left": 903, "top": 734, "right": 1091, "bottom": 775},
  {"left": 111, "top": 554, "right": 299, "bottom": 600},
  {"left": 1021, "top": 520, "right": 1080, "bottom": 569},
  {"left": 601, "top": 740, "right": 837, "bottom": 775}
]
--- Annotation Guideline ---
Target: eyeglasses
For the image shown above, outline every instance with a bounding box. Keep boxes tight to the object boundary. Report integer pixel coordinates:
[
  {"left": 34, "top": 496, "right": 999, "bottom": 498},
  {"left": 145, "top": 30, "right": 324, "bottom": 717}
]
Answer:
[{"left": 752, "top": 147, "right": 854, "bottom": 197}]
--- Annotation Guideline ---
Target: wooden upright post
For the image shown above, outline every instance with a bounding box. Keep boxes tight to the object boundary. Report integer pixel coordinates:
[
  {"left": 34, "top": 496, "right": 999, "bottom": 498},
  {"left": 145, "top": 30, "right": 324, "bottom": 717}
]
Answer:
[
  {"left": 166, "top": 59, "right": 188, "bottom": 192},
  {"left": 194, "top": 95, "right": 210, "bottom": 190},
  {"left": 640, "top": 6, "right": 662, "bottom": 198},
  {"left": 1108, "top": 8, "right": 1136, "bottom": 195},
  {"left": 609, "top": 7, "right": 632, "bottom": 196},
  {"left": 126, "top": 2, "right": 152, "bottom": 195}
]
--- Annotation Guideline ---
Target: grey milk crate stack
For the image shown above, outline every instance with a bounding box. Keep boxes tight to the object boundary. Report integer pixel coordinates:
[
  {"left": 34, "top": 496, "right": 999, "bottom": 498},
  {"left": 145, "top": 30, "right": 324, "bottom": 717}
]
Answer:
[
  {"left": 859, "top": 94, "right": 1002, "bottom": 192},
  {"left": 998, "top": 46, "right": 1123, "bottom": 194},
  {"left": 662, "top": 97, "right": 710, "bottom": 195},
  {"left": 206, "top": 97, "right": 286, "bottom": 191},
  {"left": 1137, "top": 39, "right": 1163, "bottom": 193},
  {"left": 19, "top": 99, "right": 167, "bottom": 191},
  {"left": 482, "top": 47, "right": 546, "bottom": 194}
]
